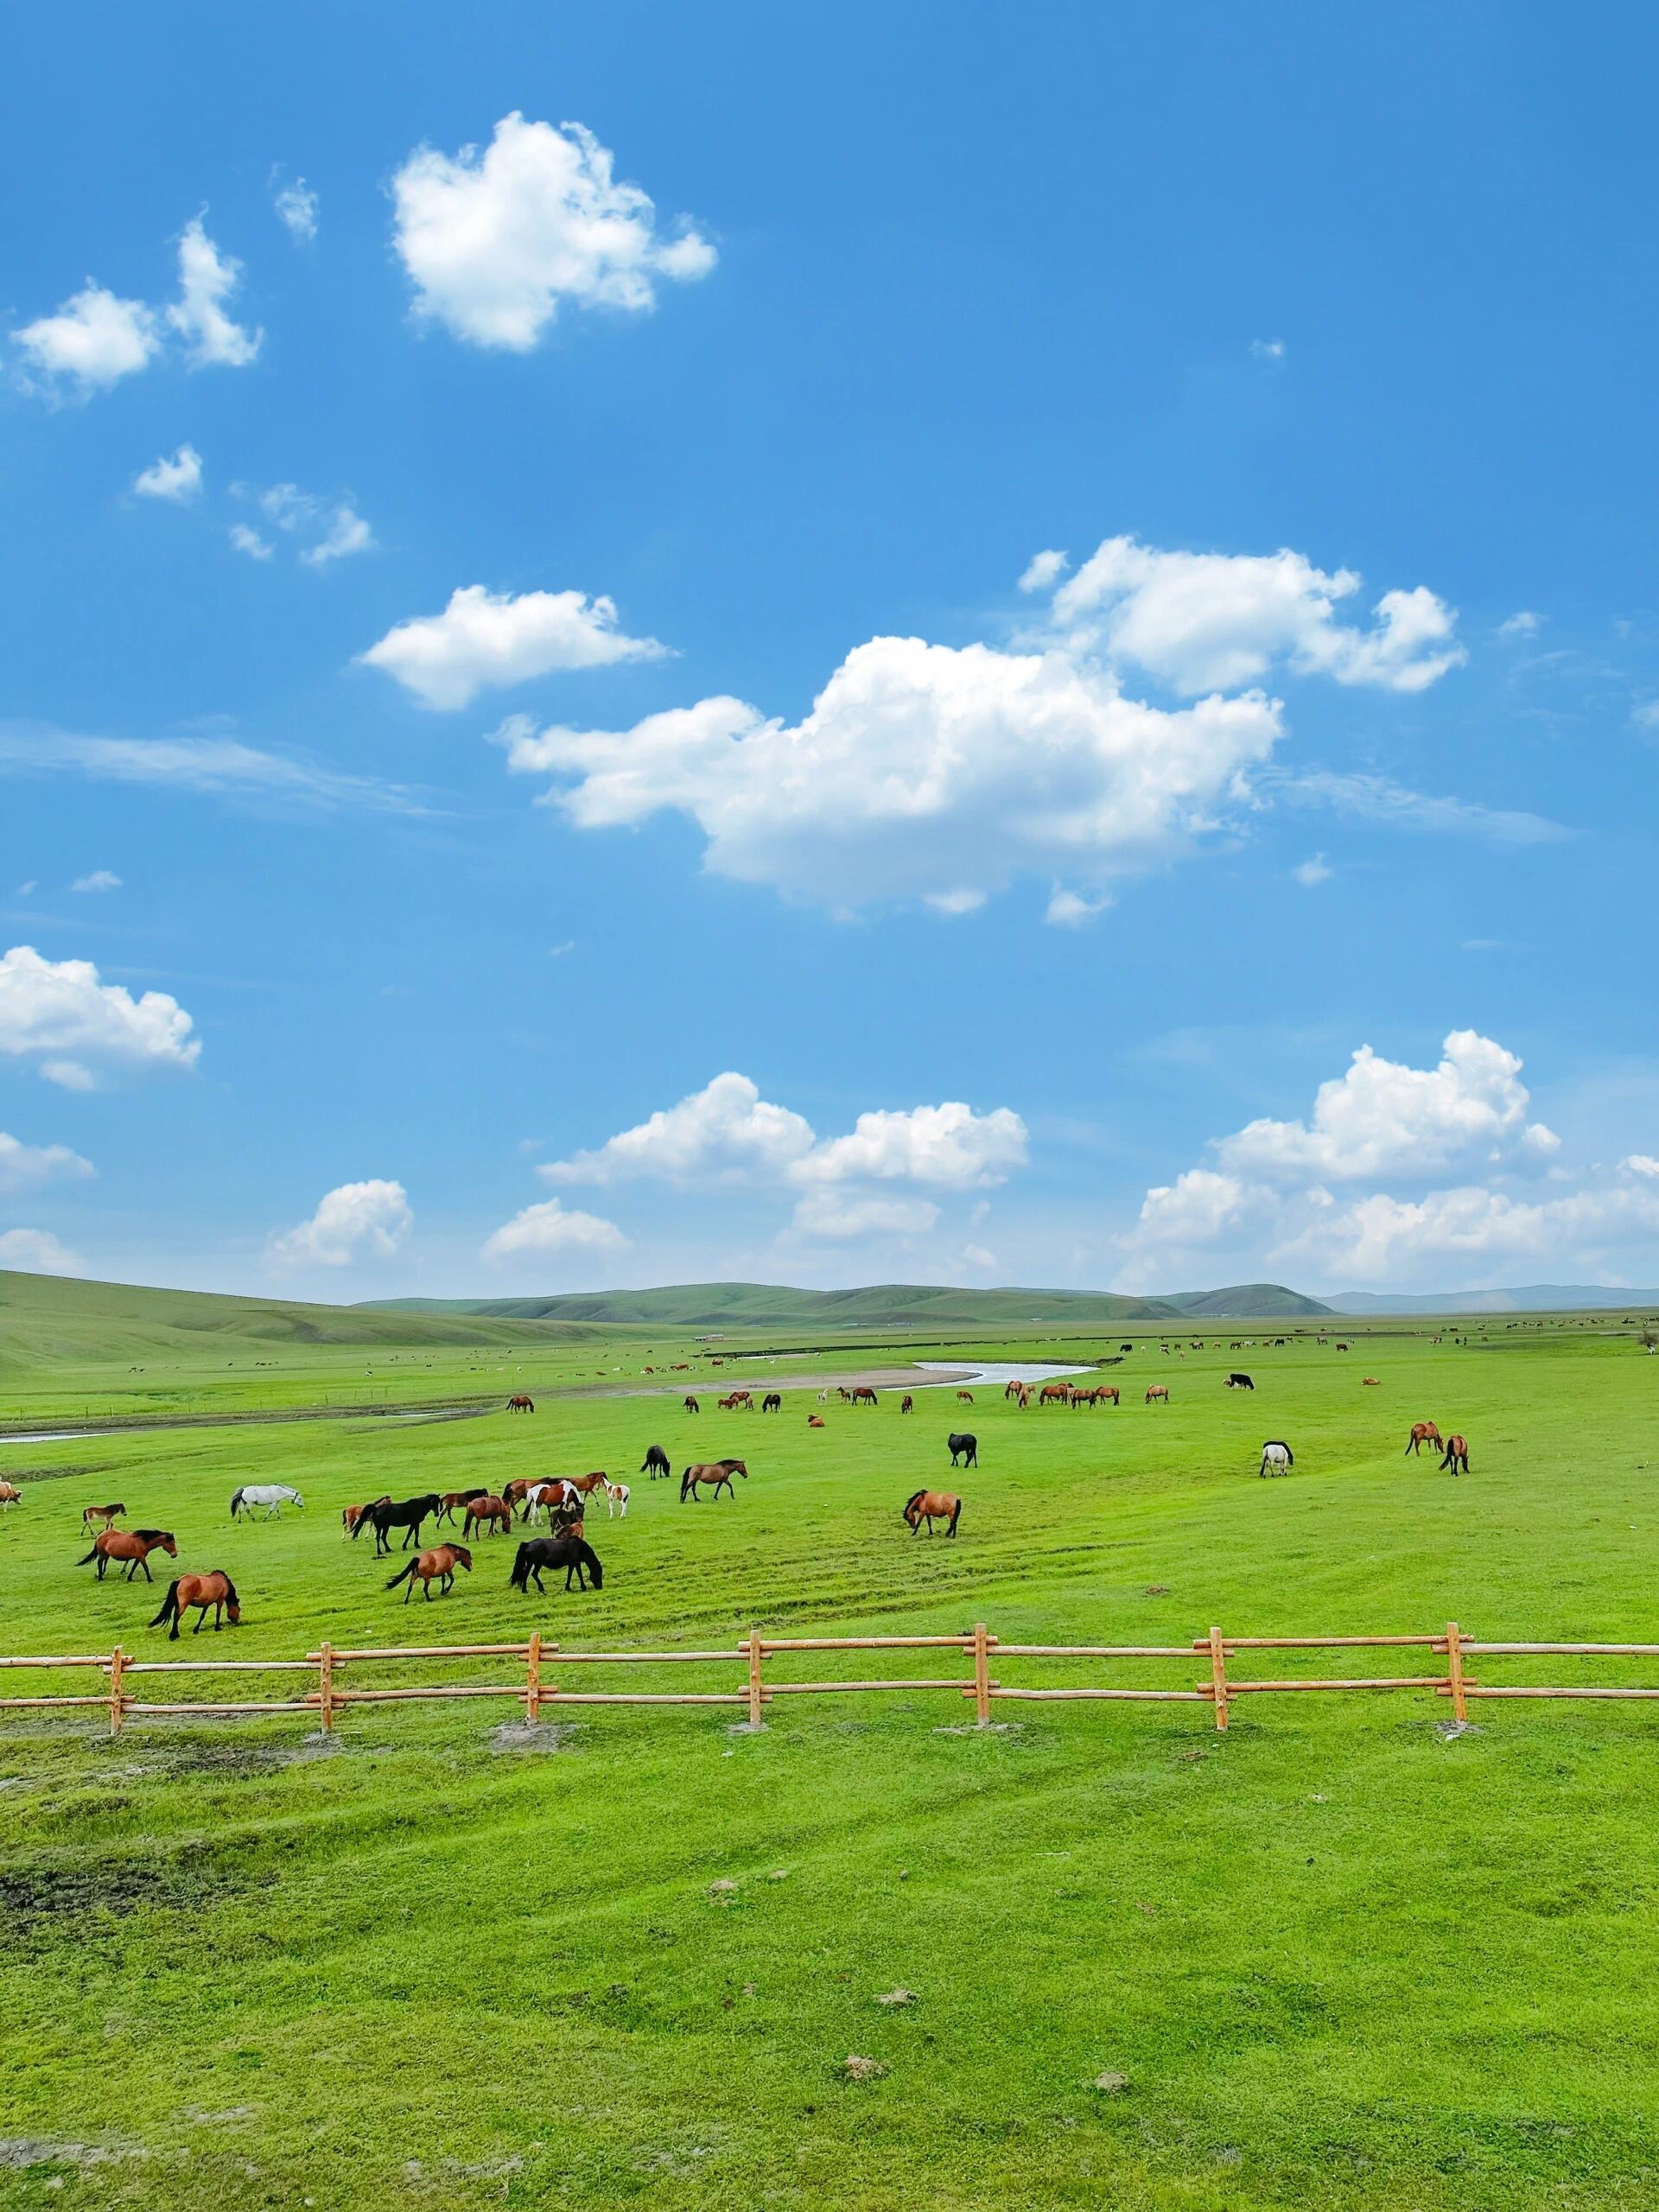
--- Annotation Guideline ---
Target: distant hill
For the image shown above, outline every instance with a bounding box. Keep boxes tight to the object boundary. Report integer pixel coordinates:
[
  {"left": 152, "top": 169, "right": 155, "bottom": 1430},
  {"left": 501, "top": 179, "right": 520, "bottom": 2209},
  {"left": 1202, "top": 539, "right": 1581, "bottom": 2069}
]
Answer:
[
  {"left": 1325, "top": 1284, "right": 1659, "bottom": 1316},
  {"left": 0, "top": 1268, "right": 596, "bottom": 1367},
  {"left": 366, "top": 1279, "right": 1334, "bottom": 1328}
]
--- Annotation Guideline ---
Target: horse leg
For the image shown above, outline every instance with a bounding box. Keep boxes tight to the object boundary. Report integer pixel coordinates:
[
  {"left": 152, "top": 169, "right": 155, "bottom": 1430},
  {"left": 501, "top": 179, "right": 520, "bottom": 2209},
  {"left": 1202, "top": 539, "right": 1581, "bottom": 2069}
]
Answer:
[
  {"left": 193, "top": 1606, "right": 207, "bottom": 1634},
  {"left": 140, "top": 1555, "right": 154, "bottom": 1581}
]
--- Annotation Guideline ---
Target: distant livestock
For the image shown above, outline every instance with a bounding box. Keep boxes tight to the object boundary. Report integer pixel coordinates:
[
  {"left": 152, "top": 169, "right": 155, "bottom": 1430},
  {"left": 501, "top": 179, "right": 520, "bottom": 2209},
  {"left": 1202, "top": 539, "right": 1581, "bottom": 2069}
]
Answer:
[
  {"left": 1146, "top": 1385, "right": 1170, "bottom": 1404},
  {"left": 1225, "top": 1372, "right": 1255, "bottom": 1390},
  {"left": 900, "top": 1394, "right": 913, "bottom": 1414},
  {"left": 0, "top": 1482, "right": 22, "bottom": 1509},
  {"left": 807, "top": 1414, "right": 825, "bottom": 1428},
  {"left": 639, "top": 1445, "right": 671, "bottom": 1479},
  {"left": 506, "top": 1394, "right": 535, "bottom": 1413},
  {"left": 1405, "top": 1422, "right": 1444, "bottom": 1457},
  {"left": 1259, "top": 1442, "right": 1294, "bottom": 1478},
  {"left": 80, "top": 1501, "right": 127, "bottom": 1532},
  {"left": 948, "top": 1432, "right": 978, "bottom": 1467},
  {"left": 230, "top": 1484, "right": 304, "bottom": 1521},
  {"left": 683, "top": 1395, "right": 700, "bottom": 1414},
  {"left": 762, "top": 1394, "right": 782, "bottom": 1413},
  {"left": 1440, "top": 1433, "right": 1471, "bottom": 1476},
  {"left": 681, "top": 1459, "right": 747, "bottom": 1502}
]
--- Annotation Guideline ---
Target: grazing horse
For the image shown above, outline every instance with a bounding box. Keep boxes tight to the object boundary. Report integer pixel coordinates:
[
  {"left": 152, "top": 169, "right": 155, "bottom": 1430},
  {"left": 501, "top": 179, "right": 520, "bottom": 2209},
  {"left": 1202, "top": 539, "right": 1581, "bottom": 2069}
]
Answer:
[
  {"left": 343, "top": 1495, "right": 392, "bottom": 1536},
  {"left": 506, "top": 1394, "right": 535, "bottom": 1413},
  {"left": 80, "top": 1502, "right": 128, "bottom": 1532},
  {"left": 1096, "top": 1386, "right": 1120, "bottom": 1407},
  {"left": 640, "top": 1445, "right": 671, "bottom": 1479},
  {"left": 230, "top": 1484, "right": 304, "bottom": 1520},
  {"left": 0, "top": 1481, "right": 22, "bottom": 1509},
  {"left": 603, "top": 1481, "right": 630, "bottom": 1518},
  {"left": 1146, "top": 1385, "right": 1170, "bottom": 1404},
  {"left": 717, "top": 1393, "right": 744, "bottom": 1411},
  {"left": 956, "top": 1390, "right": 975, "bottom": 1406},
  {"left": 1335, "top": 1343, "right": 1350, "bottom": 1352},
  {"left": 851, "top": 1386, "right": 878, "bottom": 1408},
  {"left": 1259, "top": 1442, "right": 1294, "bottom": 1478},
  {"left": 903, "top": 1489, "right": 962, "bottom": 1537},
  {"left": 1440, "top": 1433, "right": 1471, "bottom": 1476},
  {"left": 1039, "top": 1382, "right": 1069, "bottom": 1407},
  {"left": 1003, "top": 1380, "right": 1023, "bottom": 1401},
  {"left": 463, "top": 1495, "right": 513, "bottom": 1539},
  {"left": 1225, "top": 1372, "right": 1255, "bottom": 1390},
  {"left": 509, "top": 1536, "right": 604, "bottom": 1593},
  {"left": 386, "top": 1543, "right": 472, "bottom": 1601},
  {"left": 761, "top": 1393, "right": 782, "bottom": 1413},
  {"left": 77, "top": 1528, "right": 176, "bottom": 1581},
  {"left": 683, "top": 1395, "right": 700, "bottom": 1414},
  {"left": 948, "top": 1432, "right": 977, "bottom": 1468},
  {"left": 680, "top": 1459, "right": 747, "bottom": 1503},
  {"left": 807, "top": 1414, "right": 825, "bottom": 1427},
  {"left": 150, "top": 1572, "right": 239, "bottom": 1639},
  {"left": 351, "top": 1493, "right": 442, "bottom": 1555},
  {"left": 1405, "top": 1422, "right": 1443, "bottom": 1457}
]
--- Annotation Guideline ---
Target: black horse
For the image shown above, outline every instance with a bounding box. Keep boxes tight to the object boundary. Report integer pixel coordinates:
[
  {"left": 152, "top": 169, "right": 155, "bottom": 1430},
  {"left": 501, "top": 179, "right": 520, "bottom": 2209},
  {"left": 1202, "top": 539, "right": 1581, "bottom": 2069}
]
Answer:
[
  {"left": 639, "top": 1445, "right": 671, "bottom": 1479},
  {"left": 351, "top": 1493, "right": 442, "bottom": 1556},
  {"left": 509, "top": 1536, "right": 604, "bottom": 1593},
  {"left": 948, "top": 1432, "right": 978, "bottom": 1467}
]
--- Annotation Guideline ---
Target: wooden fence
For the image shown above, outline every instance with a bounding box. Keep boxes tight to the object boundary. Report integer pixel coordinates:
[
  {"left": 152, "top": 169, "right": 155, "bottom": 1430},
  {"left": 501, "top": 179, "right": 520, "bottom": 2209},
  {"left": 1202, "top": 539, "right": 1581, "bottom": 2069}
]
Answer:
[{"left": 4, "top": 1622, "right": 1659, "bottom": 1736}]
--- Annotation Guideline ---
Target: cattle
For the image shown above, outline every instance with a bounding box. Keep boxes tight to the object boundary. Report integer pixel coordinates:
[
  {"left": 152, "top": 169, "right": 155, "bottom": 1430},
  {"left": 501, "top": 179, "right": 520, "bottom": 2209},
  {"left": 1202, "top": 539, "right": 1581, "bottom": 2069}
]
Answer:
[{"left": 1225, "top": 1372, "right": 1255, "bottom": 1390}]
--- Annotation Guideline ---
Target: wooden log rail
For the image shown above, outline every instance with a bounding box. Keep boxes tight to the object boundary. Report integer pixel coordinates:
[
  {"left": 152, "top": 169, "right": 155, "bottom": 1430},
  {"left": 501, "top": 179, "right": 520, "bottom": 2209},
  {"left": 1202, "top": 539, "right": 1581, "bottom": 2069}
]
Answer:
[{"left": 2, "top": 1624, "right": 1658, "bottom": 1735}]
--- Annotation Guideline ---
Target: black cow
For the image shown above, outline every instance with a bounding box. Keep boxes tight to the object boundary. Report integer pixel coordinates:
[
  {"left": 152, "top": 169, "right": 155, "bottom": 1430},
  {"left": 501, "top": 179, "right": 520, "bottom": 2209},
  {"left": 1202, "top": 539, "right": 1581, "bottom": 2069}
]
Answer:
[{"left": 1225, "top": 1372, "right": 1255, "bottom": 1389}]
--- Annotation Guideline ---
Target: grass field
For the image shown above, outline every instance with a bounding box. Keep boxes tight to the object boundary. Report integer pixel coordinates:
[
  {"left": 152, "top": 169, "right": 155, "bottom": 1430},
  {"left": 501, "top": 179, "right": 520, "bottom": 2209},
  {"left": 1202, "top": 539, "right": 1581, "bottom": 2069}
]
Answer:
[{"left": 3, "top": 1293, "right": 1657, "bottom": 2210}]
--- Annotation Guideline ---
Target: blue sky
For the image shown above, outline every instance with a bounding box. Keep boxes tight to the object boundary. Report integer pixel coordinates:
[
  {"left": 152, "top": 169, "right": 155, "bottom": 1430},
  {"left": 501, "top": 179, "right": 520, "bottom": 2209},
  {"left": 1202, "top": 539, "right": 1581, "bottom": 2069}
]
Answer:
[{"left": 3, "top": 3, "right": 1658, "bottom": 1302}]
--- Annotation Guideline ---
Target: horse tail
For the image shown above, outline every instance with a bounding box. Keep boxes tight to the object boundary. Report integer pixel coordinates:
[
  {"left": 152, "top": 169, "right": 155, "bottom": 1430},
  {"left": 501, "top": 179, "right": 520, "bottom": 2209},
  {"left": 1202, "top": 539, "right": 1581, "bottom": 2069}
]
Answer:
[
  {"left": 75, "top": 1544, "right": 99, "bottom": 1567},
  {"left": 578, "top": 1540, "right": 603, "bottom": 1589},
  {"left": 948, "top": 1499, "right": 962, "bottom": 1536},
  {"left": 385, "top": 1561, "right": 416, "bottom": 1592},
  {"left": 509, "top": 1544, "right": 530, "bottom": 1592},
  {"left": 229, "top": 1488, "right": 245, "bottom": 1518},
  {"left": 149, "top": 1580, "right": 181, "bottom": 1628}
]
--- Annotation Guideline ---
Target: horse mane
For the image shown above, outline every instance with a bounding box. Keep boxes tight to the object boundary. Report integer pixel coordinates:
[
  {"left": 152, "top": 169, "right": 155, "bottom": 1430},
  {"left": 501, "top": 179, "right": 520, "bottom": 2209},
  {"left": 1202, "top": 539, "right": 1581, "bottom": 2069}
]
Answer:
[
  {"left": 132, "top": 1528, "right": 168, "bottom": 1542},
  {"left": 904, "top": 1489, "right": 926, "bottom": 1513},
  {"left": 216, "top": 1573, "right": 238, "bottom": 1605}
]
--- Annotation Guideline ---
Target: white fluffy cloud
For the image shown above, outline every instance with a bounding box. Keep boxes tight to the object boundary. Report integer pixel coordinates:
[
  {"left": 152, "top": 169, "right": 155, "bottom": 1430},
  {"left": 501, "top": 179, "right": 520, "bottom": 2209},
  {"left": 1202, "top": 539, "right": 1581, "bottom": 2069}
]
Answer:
[
  {"left": 1624, "top": 1155, "right": 1659, "bottom": 1179},
  {"left": 1018, "top": 549, "right": 1069, "bottom": 593},
  {"left": 168, "top": 218, "right": 261, "bottom": 368},
  {"left": 542, "top": 1071, "right": 814, "bottom": 1187},
  {"left": 247, "top": 483, "right": 375, "bottom": 568},
  {"left": 134, "top": 444, "right": 203, "bottom": 501},
  {"left": 1216, "top": 1031, "right": 1558, "bottom": 1184},
  {"left": 272, "top": 1179, "right": 411, "bottom": 1268},
  {"left": 16, "top": 284, "right": 160, "bottom": 391},
  {"left": 0, "top": 945, "right": 200, "bottom": 1089},
  {"left": 1277, "top": 1183, "right": 1659, "bottom": 1283},
  {"left": 0, "top": 1227, "right": 83, "bottom": 1275},
  {"left": 1292, "top": 853, "right": 1332, "bottom": 887},
  {"left": 362, "top": 585, "right": 664, "bottom": 709},
  {"left": 499, "top": 635, "right": 1282, "bottom": 911},
  {"left": 793, "top": 1101, "right": 1027, "bottom": 1190},
  {"left": 480, "top": 1195, "right": 627, "bottom": 1263},
  {"left": 273, "top": 177, "right": 319, "bottom": 243},
  {"left": 0, "top": 1131, "right": 93, "bottom": 1192},
  {"left": 791, "top": 1189, "right": 940, "bottom": 1239},
  {"left": 1049, "top": 537, "right": 1464, "bottom": 695},
  {"left": 391, "top": 112, "right": 715, "bottom": 350}
]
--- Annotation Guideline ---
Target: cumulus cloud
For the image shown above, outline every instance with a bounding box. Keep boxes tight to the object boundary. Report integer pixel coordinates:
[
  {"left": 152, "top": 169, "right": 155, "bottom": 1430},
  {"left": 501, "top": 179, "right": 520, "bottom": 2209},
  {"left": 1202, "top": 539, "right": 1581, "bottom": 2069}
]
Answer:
[
  {"left": 1216, "top": 1031, "right": 1558, "bottom": 1184},
  {"left": 1018, "top": 549, "right": 1069, "bottom": 594},
  {"left": 542, "top": 1071, "right": 814, "bottom": 1187},
  {"left": 16, "top": 283, "right": 160, "bottom": 392},
  {"left": 168, "top": 218, "right": 261, "bottom": 367},
  {"left": 1277, "top": 1182, "right": 1659, "bottom": 1283},
  {"left": 1049, "top": 537, "right": 1465, "bottom": 696},
  {"left": 1624, "top": 1155, "right": 1659, "bottom": 1179},
  {"left": 793, "top": 1101, "right": 1027, "bottom": 1190},
  {"left": 246, "top": 483, "right": 375, "bottom": 568},
  {"left": 480, "top": 1195, "right": 627, "bottom": 1263},
  {"left": 70, "top": 870, "right": 122, "bottom": 894},
  {"left": 791, "top": 1189, "right": 940, "bottom": 1239},
  {"left": 390, "top": 111, "right": 715, "bottom": 350},
  {"left": 498, "top": 636, "right": 1282, "bottom": 911},
  {"left": 0, "top": 1227, "right": 84, "bottom": 1275},
  {"left": 0, "top": 1131, "right": 94, "bottom": 1192},
  {"left": 0, "top": 945, "right": 200, "bottom": 1088},
  {"left": 273, "top": 176, "right": 319, "bottom": 243},
  {"left": 272, "top": 1179, "right": 411, "bottom": 1268},
  {"left": 362, "top": 584, "right": 664, "bottom": 709},
  {"left": 134, "top": 444, "right": 203, "bottom": 501}
]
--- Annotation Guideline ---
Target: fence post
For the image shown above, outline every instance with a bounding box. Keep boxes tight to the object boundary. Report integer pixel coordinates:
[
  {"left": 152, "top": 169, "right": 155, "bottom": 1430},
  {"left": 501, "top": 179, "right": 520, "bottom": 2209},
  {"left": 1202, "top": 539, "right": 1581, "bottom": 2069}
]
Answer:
[
  {"left": 108, "top": 1645, "right": 124, "bottom": 1737},
  {"left": 973, "top": 1623, "right": 992, "bottom": 1725},
  {"left": 317, "top": 1641, "right": 334, "bottom": 1733},
  {"left": 525, "top": 1630, "right": 542, "bottom": 1723},
  {"left": 747, "top": 1627, "right": 766, "bottom": 1727},
  {"left": 1446, "top": 1620, "right": 1467, "bottom": 1724},
  {"left": 1208, "top": 1624, "right": 1230, "bottom": 1732}
]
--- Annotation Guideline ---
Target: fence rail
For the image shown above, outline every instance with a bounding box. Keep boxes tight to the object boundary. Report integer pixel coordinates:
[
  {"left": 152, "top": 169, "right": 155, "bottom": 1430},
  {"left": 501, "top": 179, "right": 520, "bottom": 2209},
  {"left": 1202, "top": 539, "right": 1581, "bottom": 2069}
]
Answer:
[{"left": 3, "top": 1620, "right": 1658, "bottom": 1735}]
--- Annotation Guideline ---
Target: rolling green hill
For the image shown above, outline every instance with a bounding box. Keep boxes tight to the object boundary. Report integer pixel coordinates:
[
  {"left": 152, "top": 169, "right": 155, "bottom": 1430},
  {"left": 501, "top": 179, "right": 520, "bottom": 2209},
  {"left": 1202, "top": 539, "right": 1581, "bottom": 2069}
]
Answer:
[{"left": 1162, "top": 1281, "right": 1335, "bottom": 1319}]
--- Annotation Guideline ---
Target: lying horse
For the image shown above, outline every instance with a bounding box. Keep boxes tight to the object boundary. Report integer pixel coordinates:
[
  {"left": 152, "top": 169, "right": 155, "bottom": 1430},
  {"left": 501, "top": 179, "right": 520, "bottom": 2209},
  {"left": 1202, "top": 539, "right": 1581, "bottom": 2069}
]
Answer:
[
  {"left": 386, "top": 1543, "right": 472, "bottom": 1600},
  {"left": 1405, "top": 1421, "right": 1443, "bottom": 1456},
  {"left": 351, "top": 1493, "right": 442, "bottom": 1556},
  {"left": 150, "top": 1571, "right": 240, "bottom": 1639},
  {"left": 80, "top": 1501, "right": 127, "bottom": 1532},
  {"left": 1259, "top": 1442, "right": 1294, "bottom": 1478},
  {"left": 807, "top": 1414, "right": 825, "bottom": 1428},
  {"left": 640, "top": 1445, "right": 671, "bottom": 1479},
  {"left": 948, "top": 1432, "right": 977, "bottom": 1467},
  {"left": 904, "top": 1489, "right": 962, "bottom": 1537},
  {"left": 509, "top": 1536, "right": 604, "bottom": 1593},
  {"left": 77, "top": 1527, "right": 176, "bottom": 1581},
  {"left": 1440, "top": 1433, "right": 1471, "bottom": 1476},
  {"left": 680, "top": 1459, "right": 747, "bottom": 1502}
]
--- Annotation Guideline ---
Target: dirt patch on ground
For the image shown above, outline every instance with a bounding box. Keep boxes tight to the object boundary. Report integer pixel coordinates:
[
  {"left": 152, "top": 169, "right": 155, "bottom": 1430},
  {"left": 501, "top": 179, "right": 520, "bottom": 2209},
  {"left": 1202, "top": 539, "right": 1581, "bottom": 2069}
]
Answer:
[{"left": 0, "top": 1841, "right": 267, "bottom": 1945}]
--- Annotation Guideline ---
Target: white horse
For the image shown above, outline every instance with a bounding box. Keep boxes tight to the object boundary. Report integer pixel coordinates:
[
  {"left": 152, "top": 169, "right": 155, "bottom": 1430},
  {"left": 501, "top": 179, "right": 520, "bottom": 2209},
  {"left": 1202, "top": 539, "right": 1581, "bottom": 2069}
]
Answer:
[
  {"left": 603, "top": 1481, "right": 630, "bottom": 1518},
  {"left": 1258, "top": 1443, "right": 1294, "bottom": 1478},
  {"left": 230, "top": 1483, "right": 304, "bottom": 1519}
]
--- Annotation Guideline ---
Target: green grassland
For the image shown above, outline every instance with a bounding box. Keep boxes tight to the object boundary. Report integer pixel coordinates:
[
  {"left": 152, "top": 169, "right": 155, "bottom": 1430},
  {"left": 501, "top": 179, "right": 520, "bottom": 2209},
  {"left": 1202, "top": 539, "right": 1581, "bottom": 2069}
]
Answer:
[{"left": 2, "top": 1287, "right": 1656, "bottom": 2211}]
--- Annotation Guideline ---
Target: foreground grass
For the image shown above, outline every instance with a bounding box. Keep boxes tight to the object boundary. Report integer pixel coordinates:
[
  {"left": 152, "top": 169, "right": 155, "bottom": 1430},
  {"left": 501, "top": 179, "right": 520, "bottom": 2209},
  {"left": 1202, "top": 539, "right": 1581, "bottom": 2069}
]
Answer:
[{"left": 2, "top": 1325, "right": 1656, "bottom": 2209}]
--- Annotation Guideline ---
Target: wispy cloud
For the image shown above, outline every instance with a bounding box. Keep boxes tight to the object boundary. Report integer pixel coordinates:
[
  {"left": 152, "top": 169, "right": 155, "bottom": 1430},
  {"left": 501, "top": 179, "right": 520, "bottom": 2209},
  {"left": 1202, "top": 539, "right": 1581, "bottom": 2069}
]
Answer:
[
  {"left": 1281, "top": 769, "right": 1568, "bottom": 847},
  {"left": 0, "top": 721, "right": 439, "bottom": 818}
]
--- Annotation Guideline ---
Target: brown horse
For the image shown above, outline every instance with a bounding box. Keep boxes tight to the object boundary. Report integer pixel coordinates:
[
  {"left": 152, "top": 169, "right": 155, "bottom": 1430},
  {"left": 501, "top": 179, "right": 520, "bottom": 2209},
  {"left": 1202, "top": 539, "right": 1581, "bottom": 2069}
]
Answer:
[
  {"left": 1405, "top": 1421, "right": 1443, "bottom": 1455},
  {"left": 807, "top": 1414, "right": 825, "bottom": 1428},
  {"left": 683, "top": 1395, "right": 700, "bottom": 1413},
  {"left": 150, "top": 1571, "right": 239, "bottom": 1639},
  {"left": 956, "top": 1389, "right": 975, "bottom": 1406},
  {"left": 851, "top": 1386, "right": 878, "bottom": 1407},
  {"left": 680, "top": 1459, "right": 747, "bottom": 1502},
  {"left": 1362, "top": 1376, "right": 1381, "bottom": 1386},
  {"left": 561, "top": 1471, "right": 612, "bottom": 1505},
  {"left": 1003, "top": 1379, "right": 1024, "bottom": 1401},
  {"left": 506, "top": 1394, "right": 535, "bottom": 1413},
  {"left": 80, "top": 1501, "right": 127, "bottom": 1532},
  {"left": 501, "top": 1478, "right": 536, "bottom": 1510},
  {"left": 903, "top": 1489, "right": 962, "bottom": 1537},
  {"left": 343, "top": 1494, "right": 392, "bottom": 1536},
  {"left": 463, "top": 1495, "right": 513, "bottom": 1538},
  {"left": 1440, "top": 1433, "right": 1471, "bottom": 1476},
  {"left": 1096, "top": 1385, "right": 1120, "bottom": 1406},
  {"left": 1145, "top": 1384, "right": 1170, "bottom": 1404},
  {"left": 899, "top": 1394, "right": 913, "bottom": 1414},
  {"left": 435, "top": 1488, "right": 486, "bottom": 1527},
  {"left": 77, "top": 1527, "right": 176, "bottom": 1582},
  {"left": 1039, "top": 1383, "right": 1069, "bottom": 1407},
  {"left": 386, "top": 1543, "right": 473, "bottom": 1600}
]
